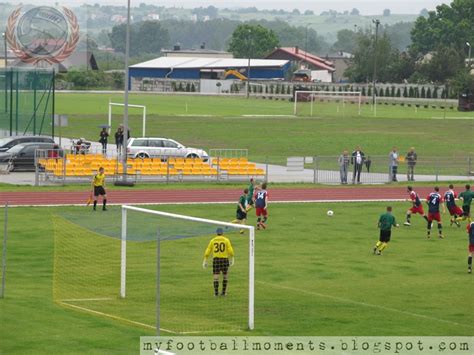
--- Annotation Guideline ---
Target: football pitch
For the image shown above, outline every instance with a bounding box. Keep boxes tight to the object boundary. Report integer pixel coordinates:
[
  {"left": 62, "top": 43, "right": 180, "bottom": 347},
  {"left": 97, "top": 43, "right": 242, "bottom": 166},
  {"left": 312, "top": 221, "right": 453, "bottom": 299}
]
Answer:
[
  {"left": 1, "top": 201, "right": 473, "bottom": 354},
  {"left": 55, "top": 93, "right": 474, "bottom": 160}
]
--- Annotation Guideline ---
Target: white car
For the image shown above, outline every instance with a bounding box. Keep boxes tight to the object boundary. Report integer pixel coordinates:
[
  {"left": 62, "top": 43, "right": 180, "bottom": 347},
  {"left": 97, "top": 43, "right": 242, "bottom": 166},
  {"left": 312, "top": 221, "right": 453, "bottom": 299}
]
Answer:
[{"left": 126, "top": 137, "right": 209, "bottom": 161}]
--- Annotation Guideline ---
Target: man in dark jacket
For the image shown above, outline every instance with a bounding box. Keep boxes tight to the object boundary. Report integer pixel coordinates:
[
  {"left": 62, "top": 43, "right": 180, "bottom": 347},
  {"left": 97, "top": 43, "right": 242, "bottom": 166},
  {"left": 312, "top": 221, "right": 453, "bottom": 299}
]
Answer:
[
  {"left": 406, "top": 147, "right": 417, "bottom": 181},
  {"left": 351, "top": 146, "right": 365, "bottom": 184}
]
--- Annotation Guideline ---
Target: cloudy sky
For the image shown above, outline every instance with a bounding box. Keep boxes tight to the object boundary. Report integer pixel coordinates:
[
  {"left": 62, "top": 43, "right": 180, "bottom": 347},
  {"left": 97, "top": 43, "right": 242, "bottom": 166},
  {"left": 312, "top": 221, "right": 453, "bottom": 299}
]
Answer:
[{"left": 24, "top": 0, "right": 449, "bottom": 15}]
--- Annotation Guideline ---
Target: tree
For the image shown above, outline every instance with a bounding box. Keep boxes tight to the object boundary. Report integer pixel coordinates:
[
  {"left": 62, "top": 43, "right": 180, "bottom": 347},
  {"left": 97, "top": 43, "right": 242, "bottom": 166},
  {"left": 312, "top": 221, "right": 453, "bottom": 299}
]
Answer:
[
  {"left": 292, "top": 9, "right": 300, "bottom": 15},
  {"left": 304, "top": 10, "right": 314, "bottom": 16},
  {"left": 109, "top": 21, "right": 170, "bottom": 56},
  {"left": 417, "top": 45, "right": 465, "bottom": 83},
  {"left": 411, "top": 0, "right": 474, "bottom": 55},
  {"left": 383, "top": 9, "right": 391, "bottom": 17},
  {"left": 332, "top": 29, "right": 358, "bottom": 53},
  {"left": 228, "top": 24, "right": 280, "bottom": 58},
  {"left": 419, "top": 8, "right": 429, "bottom": 17},
  {"left": 345, "top": 30, "right": 406, "bottom": 83},
  {"left": 350, "top": 8, "right": 360, "bottom": 16}
]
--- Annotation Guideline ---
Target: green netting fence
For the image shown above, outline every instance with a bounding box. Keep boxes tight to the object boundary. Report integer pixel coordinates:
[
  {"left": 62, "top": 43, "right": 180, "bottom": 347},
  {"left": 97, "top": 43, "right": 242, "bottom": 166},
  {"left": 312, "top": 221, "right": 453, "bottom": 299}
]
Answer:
[{"left": 0, "top": 68, "right": 55, "bottom": 137}]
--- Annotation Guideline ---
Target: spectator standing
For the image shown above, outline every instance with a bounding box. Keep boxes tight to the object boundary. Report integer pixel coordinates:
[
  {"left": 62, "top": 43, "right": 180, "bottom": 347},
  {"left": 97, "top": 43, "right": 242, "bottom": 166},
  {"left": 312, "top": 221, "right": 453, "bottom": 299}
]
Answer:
[
  {"left": 389, "top": 147, "right": 399, "bottom": 182},
  {"left": 99, "top": 128, "right": 109, "bottom": 155},
  {"left": 114, "top": 126, "right": 124, "bottom": 155},
  {"left": 406, "top": 147, "right": 417, "bottom": 181},
  {"left": 351, "top": 146, "right": 365, "bottom": 184},
  {"left": 338, "top": 150, "right": 350, "bottom": 184}
]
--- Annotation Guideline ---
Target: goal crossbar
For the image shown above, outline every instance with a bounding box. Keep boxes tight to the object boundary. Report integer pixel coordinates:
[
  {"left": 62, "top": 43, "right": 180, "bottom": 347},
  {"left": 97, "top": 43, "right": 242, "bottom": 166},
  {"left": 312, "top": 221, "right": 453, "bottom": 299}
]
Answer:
[
  {"left": 121, "top": 205, "right": 255, "bottom": 330},
  {"left": 108, "top": 102, "right": 147, "bottom": 137},
  {"left": 293, "top": 90, "right": 362, "bottom": 116}
]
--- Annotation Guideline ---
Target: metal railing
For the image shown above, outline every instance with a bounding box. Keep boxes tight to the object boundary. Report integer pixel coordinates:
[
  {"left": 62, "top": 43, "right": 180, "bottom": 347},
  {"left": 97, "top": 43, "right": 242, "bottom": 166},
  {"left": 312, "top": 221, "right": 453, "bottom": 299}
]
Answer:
[{"left": 34, "top": 149, "right": 473, "bottom": 186}]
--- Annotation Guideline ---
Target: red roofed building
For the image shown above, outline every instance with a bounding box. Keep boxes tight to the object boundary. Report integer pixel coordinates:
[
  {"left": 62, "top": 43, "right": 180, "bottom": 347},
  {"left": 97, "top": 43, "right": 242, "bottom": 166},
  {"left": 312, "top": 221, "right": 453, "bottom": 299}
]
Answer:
[{"left": 266, "top": 46, "right": 336, "bottom": 82}]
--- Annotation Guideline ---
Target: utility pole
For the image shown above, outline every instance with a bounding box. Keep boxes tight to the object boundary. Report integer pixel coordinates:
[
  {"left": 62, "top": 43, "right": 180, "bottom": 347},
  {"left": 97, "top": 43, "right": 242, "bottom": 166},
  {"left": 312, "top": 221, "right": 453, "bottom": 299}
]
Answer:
[
  {"left": 121, "top": 0, "right": 131, "bottom": 182},
  {"left": 372, "top": 19, "right": 380, "bottom": 106}
]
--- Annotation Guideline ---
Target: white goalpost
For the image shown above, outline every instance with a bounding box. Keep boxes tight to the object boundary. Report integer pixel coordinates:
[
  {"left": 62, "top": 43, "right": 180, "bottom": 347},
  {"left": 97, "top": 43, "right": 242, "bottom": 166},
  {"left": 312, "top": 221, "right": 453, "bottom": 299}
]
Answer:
[
  {"left": 108, "top": 101, "right": 147, "bottom": 137},
  {"left": 293, "top": 90, "right": 362, "bottom": 116},
  {"left": 121, "top": 205, "right": 255, "bottom": 333}
]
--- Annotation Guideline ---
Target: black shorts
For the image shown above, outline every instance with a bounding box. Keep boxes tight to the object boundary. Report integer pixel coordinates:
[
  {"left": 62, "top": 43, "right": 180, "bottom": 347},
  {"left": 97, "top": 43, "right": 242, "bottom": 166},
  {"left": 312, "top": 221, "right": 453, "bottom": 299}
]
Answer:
[
  {"left": 463, "top": 205, "right": 471, "bottom": 217},
  {"left": 379, "top": 230, "right": 391, "bottom": 243},
  {"left": 213, "top": 258, "right": 229, "bottom": 274},
  {"left": 236, "top": 209, "right": 247, "bottom": 220},
  {"left": 94, "top": 186, "right": 106, "bottom": 197}
]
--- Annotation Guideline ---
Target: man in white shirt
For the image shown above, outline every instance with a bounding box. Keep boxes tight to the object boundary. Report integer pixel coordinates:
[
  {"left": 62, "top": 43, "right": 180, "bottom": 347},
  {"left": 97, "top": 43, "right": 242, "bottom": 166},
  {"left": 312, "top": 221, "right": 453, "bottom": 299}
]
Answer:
[
  {"left": 351, "top": 146, "right": 365, "bottom": 184},
  {"left": 389, "top": 147, "right": 399, "bottom": 182}
]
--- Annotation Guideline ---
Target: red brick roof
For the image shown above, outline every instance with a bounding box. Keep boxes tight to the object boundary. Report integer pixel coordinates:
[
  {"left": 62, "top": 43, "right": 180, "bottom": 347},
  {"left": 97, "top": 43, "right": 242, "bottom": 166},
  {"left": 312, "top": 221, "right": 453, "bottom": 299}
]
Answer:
[{"left": 266, "top": 47, "right": 335, "bottom": 72}]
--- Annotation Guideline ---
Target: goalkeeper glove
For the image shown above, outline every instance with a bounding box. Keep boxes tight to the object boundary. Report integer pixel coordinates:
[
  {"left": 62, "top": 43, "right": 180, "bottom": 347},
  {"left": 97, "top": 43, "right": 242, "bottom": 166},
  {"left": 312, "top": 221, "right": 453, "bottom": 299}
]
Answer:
[
  {"left": 202, "top": 260, "right": 207, "bottom": 268},
  {"left": 230, "top": 257, "right": 234, "bottom": 267}
]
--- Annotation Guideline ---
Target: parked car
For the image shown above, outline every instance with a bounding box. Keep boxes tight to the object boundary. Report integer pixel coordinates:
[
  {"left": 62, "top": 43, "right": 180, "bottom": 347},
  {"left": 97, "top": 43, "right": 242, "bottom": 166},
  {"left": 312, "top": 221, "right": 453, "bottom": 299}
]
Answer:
[
  {"left": 0, "top": 135, "right": 55, "bottom": 153},
  {"left": 0, "top": 142, "right": 57, "bottom": 171},
  {"left": 126, "top": 138, "right": 209, "bottom": 161},
  {"left": 458, "top": 91, "right": 474, "bottom": 111}
]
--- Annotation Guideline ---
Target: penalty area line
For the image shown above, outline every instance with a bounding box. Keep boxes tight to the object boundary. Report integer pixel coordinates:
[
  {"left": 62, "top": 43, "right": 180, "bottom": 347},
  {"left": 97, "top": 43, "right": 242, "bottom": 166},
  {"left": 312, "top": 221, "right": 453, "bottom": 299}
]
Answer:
[{"left": 258, "top": 281, "right": 474, "bottom": 329}]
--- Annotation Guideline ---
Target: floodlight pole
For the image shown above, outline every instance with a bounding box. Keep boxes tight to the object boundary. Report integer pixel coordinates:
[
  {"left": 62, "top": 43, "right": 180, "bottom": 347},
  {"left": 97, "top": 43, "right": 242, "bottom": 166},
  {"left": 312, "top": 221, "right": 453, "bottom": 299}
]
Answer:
[
  {"left": 372, "top": 19, "right": 380, "bottom": 106},
  {"left": 2, "top": 32, "right": 6, "bottom": 114},
  {"left": 122, "top": 0, "right": 131, "bottom": 180}
]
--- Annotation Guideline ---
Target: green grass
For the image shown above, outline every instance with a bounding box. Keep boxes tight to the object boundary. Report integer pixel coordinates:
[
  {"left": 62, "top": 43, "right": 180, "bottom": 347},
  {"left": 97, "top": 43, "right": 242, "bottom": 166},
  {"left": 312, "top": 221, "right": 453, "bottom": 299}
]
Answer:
[
  {"left": 1, "top": 202, "right": 473, "bottom": 354},
  {"left": 55, "top": 93, "right": 474, "bottom": 162}
]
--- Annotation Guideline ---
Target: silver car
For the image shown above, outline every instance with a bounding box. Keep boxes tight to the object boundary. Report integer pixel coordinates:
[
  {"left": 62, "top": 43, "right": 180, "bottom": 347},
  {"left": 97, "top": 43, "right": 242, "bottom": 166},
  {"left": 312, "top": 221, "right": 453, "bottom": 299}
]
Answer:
[{"left": 126, "top": 137, "right": 209, "bottom": 161}]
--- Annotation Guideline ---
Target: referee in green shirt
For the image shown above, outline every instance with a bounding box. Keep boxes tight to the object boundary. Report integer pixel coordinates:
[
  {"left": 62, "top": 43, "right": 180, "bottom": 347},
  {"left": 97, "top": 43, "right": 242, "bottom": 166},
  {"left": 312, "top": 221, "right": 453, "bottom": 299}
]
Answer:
[{"left": 374, "top": 206, "right": 399, "bottom": 255}]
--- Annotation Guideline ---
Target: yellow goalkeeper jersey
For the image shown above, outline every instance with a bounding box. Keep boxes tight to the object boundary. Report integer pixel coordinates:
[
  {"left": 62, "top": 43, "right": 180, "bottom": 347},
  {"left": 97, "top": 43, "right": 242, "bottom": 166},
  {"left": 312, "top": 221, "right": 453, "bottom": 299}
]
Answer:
[
  {"left": 93, "top": 173, "right": 105, "bottom": 187},
  {"left": 204, "top": 236, "right": 234, "bottom": 259}
]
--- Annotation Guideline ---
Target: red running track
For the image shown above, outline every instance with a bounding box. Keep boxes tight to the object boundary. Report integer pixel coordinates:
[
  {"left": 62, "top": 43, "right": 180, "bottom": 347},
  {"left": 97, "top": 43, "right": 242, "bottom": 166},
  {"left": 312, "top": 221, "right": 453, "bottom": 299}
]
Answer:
[{"left": 0, "top": 187, "right": 435, "bottom": 206}]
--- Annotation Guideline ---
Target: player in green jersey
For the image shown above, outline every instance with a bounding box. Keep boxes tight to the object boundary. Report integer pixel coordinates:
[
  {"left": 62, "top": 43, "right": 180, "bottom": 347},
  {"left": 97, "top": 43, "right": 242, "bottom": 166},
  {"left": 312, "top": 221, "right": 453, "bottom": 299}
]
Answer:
[
  {"left": 457, "top": 184, "right": 474, "bottom": 223},
  {"left": 374, "top": 206, "right": 399, "bottom": 255},
  {"left": 231, "top": 188, "right": 248, "bottom": 234}
]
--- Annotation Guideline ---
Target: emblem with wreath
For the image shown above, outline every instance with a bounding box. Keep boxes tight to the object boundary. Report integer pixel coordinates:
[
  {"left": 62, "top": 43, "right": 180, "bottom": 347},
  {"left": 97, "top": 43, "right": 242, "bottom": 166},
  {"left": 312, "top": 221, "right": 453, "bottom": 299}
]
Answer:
[{"left": 6, "top": 6, "right": 80, "bottom": 65}]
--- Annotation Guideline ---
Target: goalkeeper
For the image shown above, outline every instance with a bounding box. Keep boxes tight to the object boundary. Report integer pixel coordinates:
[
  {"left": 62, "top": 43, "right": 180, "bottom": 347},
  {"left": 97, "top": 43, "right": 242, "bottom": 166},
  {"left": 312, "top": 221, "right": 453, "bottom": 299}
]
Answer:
[{"left": 203, "top": 228, "right": 235, "bottom": 297}]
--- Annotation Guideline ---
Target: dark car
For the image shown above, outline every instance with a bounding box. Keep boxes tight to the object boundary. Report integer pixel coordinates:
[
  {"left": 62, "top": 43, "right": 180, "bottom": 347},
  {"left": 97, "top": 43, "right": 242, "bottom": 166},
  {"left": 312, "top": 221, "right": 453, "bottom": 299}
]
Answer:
[
  {"left": 458, "top": 92, "right": 474, "bottom": 112},
  {"left": 0, "top": 142, "right": 57, "bottom": 171},
  {"left": 0, "top": 136, "right": 55, "bottom": 153}
]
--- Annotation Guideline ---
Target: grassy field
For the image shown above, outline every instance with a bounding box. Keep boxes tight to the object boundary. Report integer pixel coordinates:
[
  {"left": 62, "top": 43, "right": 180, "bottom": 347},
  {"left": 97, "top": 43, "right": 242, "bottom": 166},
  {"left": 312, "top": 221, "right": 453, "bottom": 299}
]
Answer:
[
  {"left": 1, "top": 202, "right": 473, "bottom": 354},
  {"left": 54, "top": 93, "right": 474, "bottom": 162}
]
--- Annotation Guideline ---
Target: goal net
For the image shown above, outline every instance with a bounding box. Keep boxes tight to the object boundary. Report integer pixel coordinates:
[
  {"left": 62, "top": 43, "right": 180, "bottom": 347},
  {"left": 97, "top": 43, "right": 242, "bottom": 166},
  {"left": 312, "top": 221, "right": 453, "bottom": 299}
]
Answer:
[
  {"left": 293, "top": 91, "right": 362, "bottom": 117},
  {"left": 108, "top": 102, "right": 147, "bottom": 137},
  {"left": 53, "top": 205, "right": 254, "bottom": 334}
]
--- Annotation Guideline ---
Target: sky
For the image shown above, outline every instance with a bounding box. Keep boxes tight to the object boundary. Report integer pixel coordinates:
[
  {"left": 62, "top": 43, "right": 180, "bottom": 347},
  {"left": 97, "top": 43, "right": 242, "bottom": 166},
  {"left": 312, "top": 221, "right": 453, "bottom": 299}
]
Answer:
[{"left": 21, "top": 0, "right": 450, "bottom": 15}]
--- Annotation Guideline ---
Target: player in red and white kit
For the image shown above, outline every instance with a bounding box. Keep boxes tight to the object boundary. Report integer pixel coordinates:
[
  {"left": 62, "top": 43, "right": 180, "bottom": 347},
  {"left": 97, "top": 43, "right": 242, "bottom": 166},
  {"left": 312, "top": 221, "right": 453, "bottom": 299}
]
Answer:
[
  {"left": 426, "top": 186, "right": 445, "bottom": 239},
  {"left": 404, "top": 186, "right": 429, "bottom": 226},
  {"left": 255, "top": 182, "right": 268, "bottom": 230},
  {"left": 444, "top": 184, "right": 463, "bottom": 227}
]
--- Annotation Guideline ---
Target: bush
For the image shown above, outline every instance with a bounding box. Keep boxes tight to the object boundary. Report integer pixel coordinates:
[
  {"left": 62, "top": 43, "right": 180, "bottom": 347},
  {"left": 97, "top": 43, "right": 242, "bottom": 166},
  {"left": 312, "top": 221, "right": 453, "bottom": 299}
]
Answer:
[
  {"left": 385, "top": 87, "right": 390, "bottom": 97},
  {"left": 421, "top": 86, "right": 426, "bottom": 98},
  {"left": 403, "top": 87, "right": 408, "bottom": 98},
  {"left": 396, "top": 88, "right": 401, "bottom": 97},
  {"left": 426, "top": 87, "right": 431, "bottom": 98},
  {"left": 409, "top": 86, "right": 414, "bottom": 98}
]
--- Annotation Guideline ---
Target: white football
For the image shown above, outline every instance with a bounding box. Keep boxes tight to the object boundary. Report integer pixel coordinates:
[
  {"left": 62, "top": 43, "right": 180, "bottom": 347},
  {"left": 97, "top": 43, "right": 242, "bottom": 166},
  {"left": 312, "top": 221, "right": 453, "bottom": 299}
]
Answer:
[{"left": 327, "top": 210, "right": 334, "bottom": 217}]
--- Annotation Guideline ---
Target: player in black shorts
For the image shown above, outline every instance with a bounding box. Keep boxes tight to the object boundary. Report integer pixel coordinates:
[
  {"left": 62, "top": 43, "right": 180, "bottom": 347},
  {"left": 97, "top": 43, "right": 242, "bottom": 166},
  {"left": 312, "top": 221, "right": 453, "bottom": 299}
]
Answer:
[
  {"left": 231, "top": 188, "right": 248, "bottom": 234},
  {"left": 374, "top": 206, "right": 399, "bottom": 255},
  {"left": 203, "top": 228, "right": 235, "bottom": 296},
  {"left": 91, "top": 167, "right": 107, "bottom": 211}
]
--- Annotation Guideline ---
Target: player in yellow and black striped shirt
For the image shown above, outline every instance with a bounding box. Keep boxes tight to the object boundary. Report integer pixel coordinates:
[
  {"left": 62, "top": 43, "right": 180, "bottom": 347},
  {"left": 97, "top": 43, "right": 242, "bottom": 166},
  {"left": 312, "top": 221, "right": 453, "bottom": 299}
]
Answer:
[
  {"left": 92, "top": 167, "right": 107, "bottom": 211},
  {"left": 203, "top": 228, "right": 234, "bottom": 296}
]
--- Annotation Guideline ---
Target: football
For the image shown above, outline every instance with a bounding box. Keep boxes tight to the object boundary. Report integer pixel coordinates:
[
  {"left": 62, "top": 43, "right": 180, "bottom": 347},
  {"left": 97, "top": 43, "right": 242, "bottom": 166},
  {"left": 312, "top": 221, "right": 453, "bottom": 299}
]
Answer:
[{"left": 327, "top": 210, "right": 334, "bottom": 217}]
